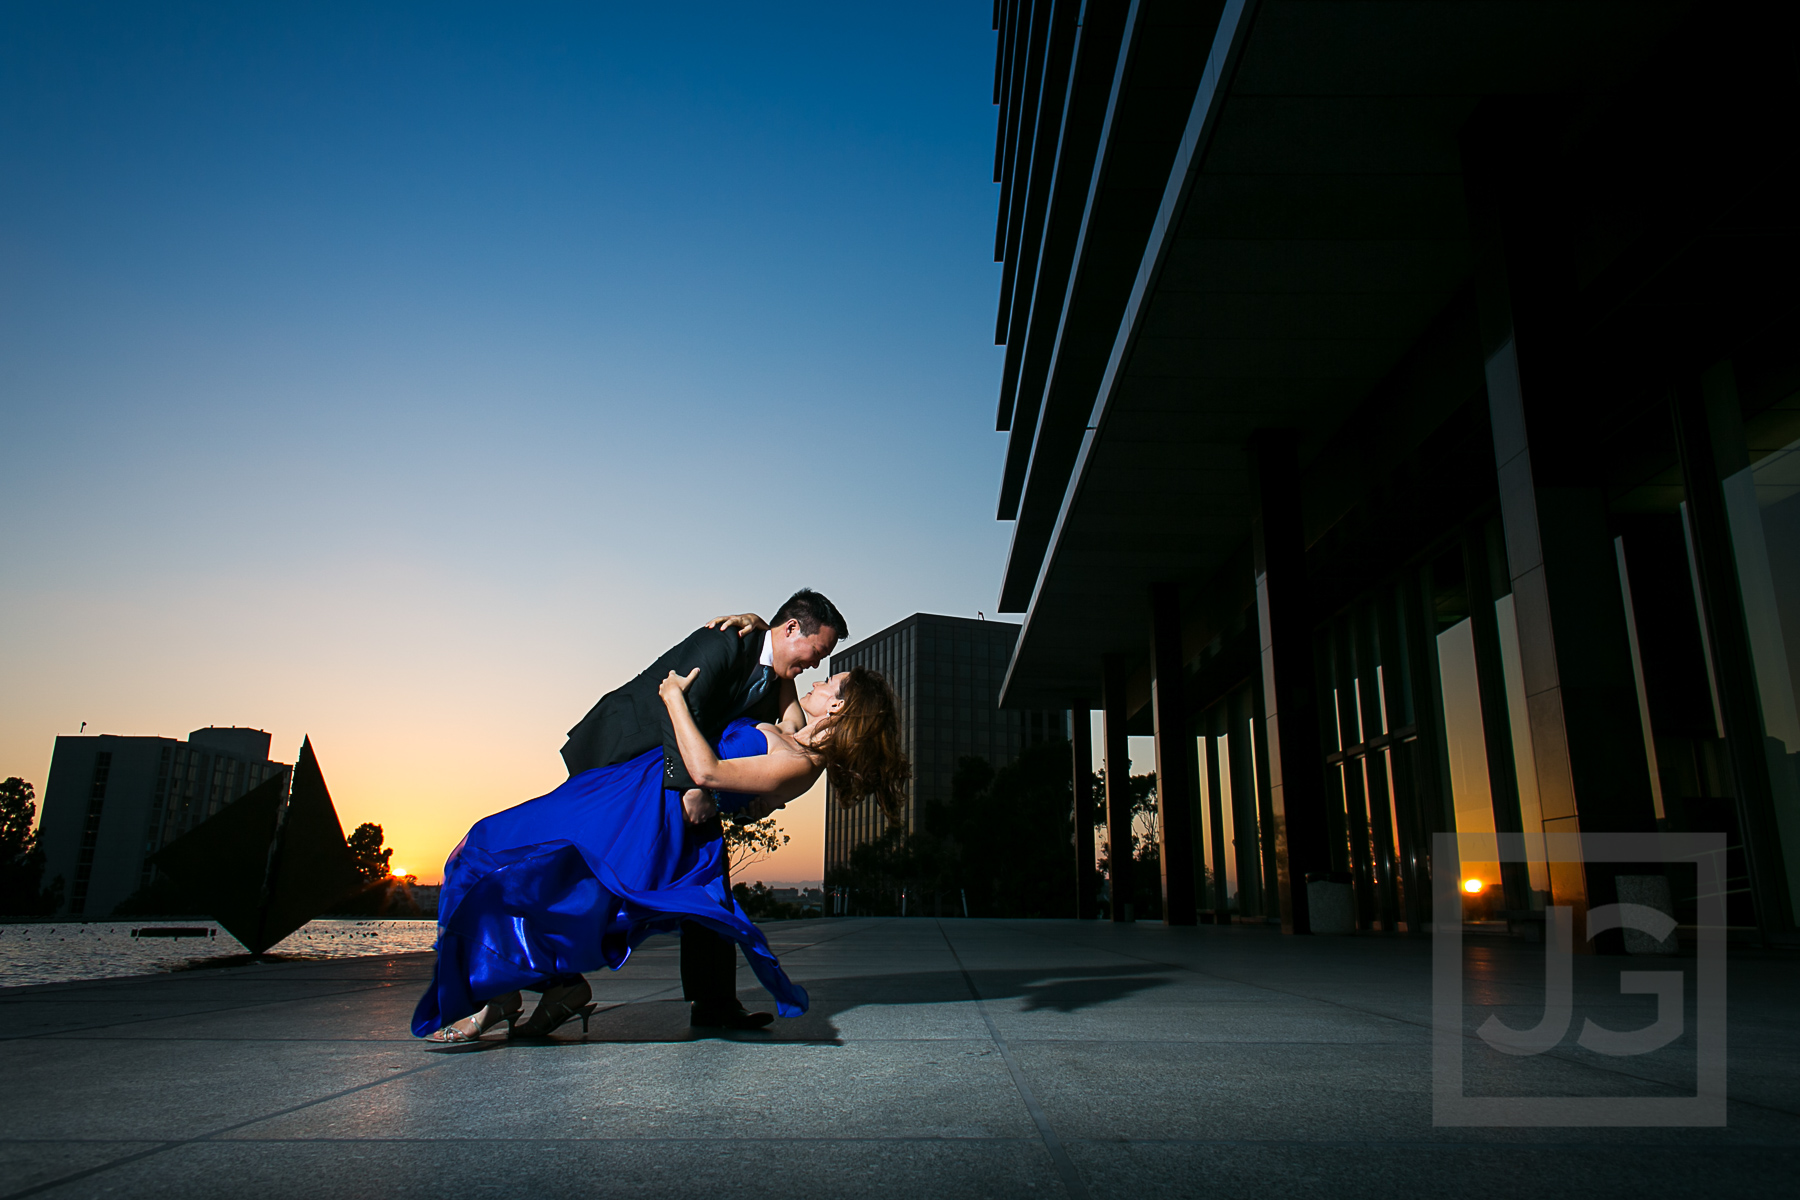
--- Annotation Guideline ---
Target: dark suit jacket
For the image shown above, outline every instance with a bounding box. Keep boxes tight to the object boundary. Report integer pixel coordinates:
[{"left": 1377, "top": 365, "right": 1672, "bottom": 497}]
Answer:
[{"left": 560, "top": 627, "right": 781, "bottom": 790}]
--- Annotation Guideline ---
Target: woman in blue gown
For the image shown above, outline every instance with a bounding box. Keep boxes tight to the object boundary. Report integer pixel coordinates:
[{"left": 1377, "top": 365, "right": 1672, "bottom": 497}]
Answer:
[{"left": 413, "top": 663, "right": 908, "bottom": 1042}]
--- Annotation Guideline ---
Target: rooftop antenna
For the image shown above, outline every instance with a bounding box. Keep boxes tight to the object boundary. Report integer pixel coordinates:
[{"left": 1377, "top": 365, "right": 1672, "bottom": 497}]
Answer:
[
  {"left": 978, "top": 612, "right": 985, "bottom": 620},
  {"left": 79, "top": 721, "right": 86, "bottom": 733}
]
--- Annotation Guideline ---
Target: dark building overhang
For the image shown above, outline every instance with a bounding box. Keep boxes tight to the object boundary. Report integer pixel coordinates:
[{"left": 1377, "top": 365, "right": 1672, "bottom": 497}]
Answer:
[{"left": 991, "top": 0, "right": 1738, "bottom": 710}]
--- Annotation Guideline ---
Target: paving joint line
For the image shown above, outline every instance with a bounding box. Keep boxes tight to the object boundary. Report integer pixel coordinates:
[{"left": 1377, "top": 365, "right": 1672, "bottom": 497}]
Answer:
[
  {"left": 0, "top": 962, "right": 432, "bottom": 997},
  {"left": 744, "top": 920, "right": 885, "bottom": 962},
  {"left": 1000, "top": 922, "right": 1757, "bottom": 1110},
  {"left": 936, "top": 920, "right": 1090, "bottom": 1200},
  {"left": 4, "top": 1055, "right": 461, "bottom": 1200},
  {"left": 0, "top": 982, "right": 408, "bottom": 1043},
  {"left": 1, "top": 1134, "right": 1786, "bottom": 1149},
  {"left": 0, "top": 1134, "right": 1048, "bottom": 1147},
  {"left": 2, "top": 922, "right": 898, "bottom": 1196}
]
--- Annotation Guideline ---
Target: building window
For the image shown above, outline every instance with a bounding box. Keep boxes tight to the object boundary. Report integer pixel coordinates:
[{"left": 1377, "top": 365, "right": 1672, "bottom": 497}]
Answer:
[{"left": 69, "top": 751, "right": 113, "bottom": 915}]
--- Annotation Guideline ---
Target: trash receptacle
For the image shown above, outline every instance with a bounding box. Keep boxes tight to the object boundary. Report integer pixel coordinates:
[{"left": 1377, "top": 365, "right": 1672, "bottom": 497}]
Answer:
[{"left": 1305, "top": 872, "right": 1355, "bottom": 934}]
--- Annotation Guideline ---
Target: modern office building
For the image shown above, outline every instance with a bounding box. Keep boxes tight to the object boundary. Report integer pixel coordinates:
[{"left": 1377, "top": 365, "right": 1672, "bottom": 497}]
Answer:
[
  {"left": 988, "top": 1, "right": 1800, "bottom": 938},
  {"left": 823, "top": 613, "right": 1066, "bottom": 873},
  {"left": 38, "top": 728, "right": 289, "bottom": 917}
]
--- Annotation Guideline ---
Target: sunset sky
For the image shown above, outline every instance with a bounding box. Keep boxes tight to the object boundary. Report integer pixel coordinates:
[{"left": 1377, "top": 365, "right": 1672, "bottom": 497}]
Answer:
[{"left": 0, "top": 2, "right": 1020, "bottom": 884}]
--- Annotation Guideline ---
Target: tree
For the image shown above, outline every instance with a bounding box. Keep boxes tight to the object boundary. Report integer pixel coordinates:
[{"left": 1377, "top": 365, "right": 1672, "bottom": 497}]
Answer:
[
  {"left": 937, "top": 741, "right": 1078, "bottom": 917},
  {"left": 732, "top": 880, "right": 813, "bottom": 921},
  {"left": 826, "top": 823, "right": 931, "bottom": 917},
  {"left": 825, "top": 740, "right": 1081, "bottom": 919},
  {"left": 1090, "top": 767, "right": 1159, "bottom": 853},
  {"left": 1092, "top": 767, "right": 1161, "bottom": 919},
  {"left": 0, "top": 777, "right": 61, "bottom": 916},
  {"left": 724, "top": 816, "right": 789, "bottom": 876},
  {"left": 346, "top": 822, "right": 393, "bottom": 884},
  {"left": 0, "top": 777, "right": 35, "bottom": 859}
]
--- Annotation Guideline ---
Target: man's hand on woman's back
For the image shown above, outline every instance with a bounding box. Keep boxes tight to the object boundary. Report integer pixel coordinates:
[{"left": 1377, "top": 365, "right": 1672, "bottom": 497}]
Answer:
[{"left": 705, "top": 613, "right": 767, "bottom": 637}]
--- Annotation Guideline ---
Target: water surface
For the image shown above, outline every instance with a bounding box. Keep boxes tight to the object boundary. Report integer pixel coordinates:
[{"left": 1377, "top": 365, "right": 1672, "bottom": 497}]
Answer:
[{"left": 0, "top": 920, "right": 438, "bottom": 988}]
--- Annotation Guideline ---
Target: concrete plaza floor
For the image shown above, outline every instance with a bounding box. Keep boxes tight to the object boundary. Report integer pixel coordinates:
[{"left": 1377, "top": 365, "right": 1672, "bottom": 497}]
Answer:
[{"left": 3, "top": 918, "right": 1797, "bottom": 1199}]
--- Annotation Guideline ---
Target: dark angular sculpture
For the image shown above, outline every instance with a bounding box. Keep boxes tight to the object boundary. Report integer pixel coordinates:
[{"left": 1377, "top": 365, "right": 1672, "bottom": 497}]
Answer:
[
  {"left": 261, "top": 739, "right": 363, "bottom": 947},
  {"left": 148, "top": 772, "right": 286, "bottom": 951},
  {"left": 149, "top": 738, "right": 362, "bottom": 955}
]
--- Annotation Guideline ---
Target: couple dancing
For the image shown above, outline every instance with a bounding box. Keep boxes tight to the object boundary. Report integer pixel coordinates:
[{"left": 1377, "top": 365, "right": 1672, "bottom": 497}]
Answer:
[{"left": 411, "top": 589, "right": 909, "bottom": 1042}]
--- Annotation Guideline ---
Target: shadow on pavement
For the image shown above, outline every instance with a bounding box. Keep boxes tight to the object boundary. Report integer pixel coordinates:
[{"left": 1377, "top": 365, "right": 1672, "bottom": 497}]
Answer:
[{"left": 439, "top": 963, "right": 1177, "bottom": 1049}]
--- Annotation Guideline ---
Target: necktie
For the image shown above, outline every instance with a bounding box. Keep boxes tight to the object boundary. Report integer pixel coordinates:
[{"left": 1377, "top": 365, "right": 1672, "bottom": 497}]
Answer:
[{"left": 738, "top": 665, "right": 774, "bottom": 717}]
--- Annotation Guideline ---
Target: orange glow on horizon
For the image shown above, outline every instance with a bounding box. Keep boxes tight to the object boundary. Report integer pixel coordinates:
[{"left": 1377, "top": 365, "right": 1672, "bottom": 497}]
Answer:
[{"left": 2, "top": 607, "right": 836, "bottom": 894}]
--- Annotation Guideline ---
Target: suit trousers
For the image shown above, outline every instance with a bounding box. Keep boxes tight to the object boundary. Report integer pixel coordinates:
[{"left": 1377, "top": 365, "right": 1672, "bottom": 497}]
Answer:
[{"left": 680, "top": 813, "right": 740, "bottom": 1007}]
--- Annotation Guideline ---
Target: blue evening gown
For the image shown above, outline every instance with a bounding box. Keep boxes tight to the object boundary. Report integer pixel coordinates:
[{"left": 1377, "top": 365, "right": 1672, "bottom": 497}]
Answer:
[{"left": 411, "top": 718, "right": 807, "bottom": 1036}]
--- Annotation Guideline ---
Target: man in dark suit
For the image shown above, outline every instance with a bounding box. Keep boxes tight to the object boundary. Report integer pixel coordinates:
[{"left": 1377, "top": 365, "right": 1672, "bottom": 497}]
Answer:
[{"left": 558, "top": 587, "right": 847, "bottom": 1029}]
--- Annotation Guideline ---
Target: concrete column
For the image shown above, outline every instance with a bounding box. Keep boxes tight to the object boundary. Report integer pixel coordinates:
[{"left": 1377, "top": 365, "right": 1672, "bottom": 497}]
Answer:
[
  {"left": 1460, "top": 524, "right": 1532, "bottom": 913},
  {"left": 1250, "top": 670, "right": 1284, "bottom": 924},
  {"left": 1250, "top": 430, "right": 1331, "bottom": 934},
  {"left": 1201, "top": 708, "right": 1229, "bottom": 918},
  {"left": 1101, "top": 654, "right": 1135, "bottom": 922},
  {"left": 1150, "top": 583, "right": 1198, "bottom": 924},
  {"left": 1071, "top": 707, "right": 1099, "bottom": 920},
  {"left": 1252, "top": 672, "right": 1281, "bottom": 928},
  {"left": 1227, "top": 685, "right": 1264, "bottom": 917},
  {"left": 1464, "top": 109, "right": 1659, "bottom": 945}
]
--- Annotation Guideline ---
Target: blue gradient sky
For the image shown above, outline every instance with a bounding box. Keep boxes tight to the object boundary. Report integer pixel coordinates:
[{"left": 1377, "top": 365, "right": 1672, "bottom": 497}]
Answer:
[{"left": 0, "top": 2, "right": 1013, "bottom": 881}]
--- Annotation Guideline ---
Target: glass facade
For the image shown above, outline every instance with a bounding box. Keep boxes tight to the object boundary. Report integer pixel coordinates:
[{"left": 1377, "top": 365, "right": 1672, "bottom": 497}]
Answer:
[
  {"left": 1262, "top": 383, "right": 1800, "bottom": 939},
  {"left": 978, "top": 0, "right": 1799, "bottom": 944},
  {"left": 1315, "top": 585, "right": 1430, "bottom": 932},
  {"left": 1191, "top": 688, "right": 1279, "bottom": 920},
  {"left": 151, "top": 745, "right": 285, "bottom": 849},
  {"left": 1724, "top": 432, "right": 1800, "bottom": 921},
  {"left": 824, "top": 614, "right": 1062, "bottom": 873}
]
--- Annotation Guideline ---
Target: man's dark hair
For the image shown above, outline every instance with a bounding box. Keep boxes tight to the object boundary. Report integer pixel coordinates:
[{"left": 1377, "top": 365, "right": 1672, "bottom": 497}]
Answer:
[{"left": 773, "top": 589, "right": 847, "bottom": 640}]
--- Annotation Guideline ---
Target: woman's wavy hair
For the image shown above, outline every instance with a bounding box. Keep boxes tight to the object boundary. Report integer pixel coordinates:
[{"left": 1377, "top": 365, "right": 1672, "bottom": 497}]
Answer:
[{"left": 818, "top": 666, "right": 910, "bottom": 824}]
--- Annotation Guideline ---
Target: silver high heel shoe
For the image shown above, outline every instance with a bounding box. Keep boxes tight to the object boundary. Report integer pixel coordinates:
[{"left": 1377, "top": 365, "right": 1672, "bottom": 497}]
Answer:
[
  {"left": 511, "top": 977, "right": 597, "bottom": 1038},
  {"left": 426, "top": 991, "right": 524, "bottom": 1043}
]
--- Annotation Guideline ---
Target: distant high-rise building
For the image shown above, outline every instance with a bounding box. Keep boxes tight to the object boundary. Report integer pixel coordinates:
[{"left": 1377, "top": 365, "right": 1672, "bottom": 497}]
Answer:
[
  {"left": 823, "top": 613, "right": 1066, "bottom": 874},
  {"left": 37, "top": 728, "right": 288, "bottom": 917}
]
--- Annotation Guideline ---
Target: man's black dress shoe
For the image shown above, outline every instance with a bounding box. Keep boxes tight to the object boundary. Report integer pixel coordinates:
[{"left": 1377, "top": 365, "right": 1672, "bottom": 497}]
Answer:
[{"left": 690, "top": 1002, "right": 774, "bottom": 1030}]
